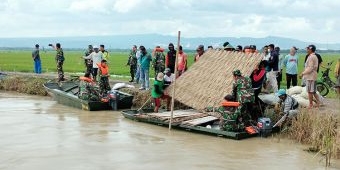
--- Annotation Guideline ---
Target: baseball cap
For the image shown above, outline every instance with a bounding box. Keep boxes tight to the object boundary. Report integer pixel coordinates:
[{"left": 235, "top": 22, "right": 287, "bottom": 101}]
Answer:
[
  {"left": 275, "top": 89, "right": 286, "bottom": 96},
  {"left": 249, "top": 45, "right": 256, "bottom": 49},
  {"left": 93, "top": 45, "right": 99, "bottom": 49},
  {"left": 306, "top": 44, "right": 316, "bottom": 52}
]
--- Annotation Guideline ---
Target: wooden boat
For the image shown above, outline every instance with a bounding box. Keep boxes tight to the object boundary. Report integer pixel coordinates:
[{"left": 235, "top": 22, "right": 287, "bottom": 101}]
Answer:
[
  {"left": 121, "top": 109, "right": 263, "bottom": 140},
  {"left": 44, "top": 81, "right": 133, "bottom": 111}
]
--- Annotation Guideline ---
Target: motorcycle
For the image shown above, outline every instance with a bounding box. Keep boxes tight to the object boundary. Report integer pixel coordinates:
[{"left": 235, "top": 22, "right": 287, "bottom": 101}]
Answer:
[{"left": 316, "top": 61, "right": 336, "bottom": 96}]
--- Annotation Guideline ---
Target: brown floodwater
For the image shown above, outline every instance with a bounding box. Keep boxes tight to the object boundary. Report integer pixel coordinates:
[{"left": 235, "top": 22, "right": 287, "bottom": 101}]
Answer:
[{"left": 0, "top": 91, "right": 339, "bottom": 170}]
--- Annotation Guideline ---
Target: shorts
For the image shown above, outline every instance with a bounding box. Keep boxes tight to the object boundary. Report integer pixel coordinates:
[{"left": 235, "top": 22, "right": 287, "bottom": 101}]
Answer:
[
  {"left": 306, "top": 80, "right": 317, "bottom": 93},
  {"left": 154, "top": 95, "right": 169, "bottom": 107}
]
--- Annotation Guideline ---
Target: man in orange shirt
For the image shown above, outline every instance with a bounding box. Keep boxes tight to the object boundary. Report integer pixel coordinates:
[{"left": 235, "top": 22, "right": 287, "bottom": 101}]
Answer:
[
  {"left": 299, "top": 45, "right": 320, "bottom": 108},
  {"left": 177, "top": 45, "right": 187, "bottom": 77}
]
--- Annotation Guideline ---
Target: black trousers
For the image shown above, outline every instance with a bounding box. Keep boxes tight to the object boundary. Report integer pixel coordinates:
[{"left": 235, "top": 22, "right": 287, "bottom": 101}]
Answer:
[{"left": 286, "top": 73, "right": 298, "bottom": 89}]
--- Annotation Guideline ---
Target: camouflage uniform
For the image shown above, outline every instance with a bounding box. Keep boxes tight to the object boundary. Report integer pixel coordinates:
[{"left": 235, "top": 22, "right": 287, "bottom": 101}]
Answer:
[
  {"left": 55, "top": 48, "right": 65, "bottom": 82},
  {"left": 153, "top": 51, "right": 165, "bottom": 77},
  {"left": 205, "top": 106, "right": 244, "bottom": 132},
  {"left": 84, "top": 48, "right": 94, "bottom": 77},
  {"left": 127, "top": 50, "right": 137, "bottom": 81},
  {"left": 78, "top": 81, "right": 100, "bottom": 101},
  {"left": 232, "top": 73, "right": 255, "bottom": 122},
  {"left": 99, "top": 72, "right": 110, "bottom": 96}
]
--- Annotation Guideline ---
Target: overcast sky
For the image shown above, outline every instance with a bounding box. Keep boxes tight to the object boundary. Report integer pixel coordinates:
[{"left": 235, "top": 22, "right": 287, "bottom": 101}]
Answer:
[{"left": 0, "top": 0, "right": 339, "bottom": 43}]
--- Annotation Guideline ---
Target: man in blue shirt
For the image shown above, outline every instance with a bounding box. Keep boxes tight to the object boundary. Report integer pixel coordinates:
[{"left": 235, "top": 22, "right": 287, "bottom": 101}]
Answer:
[
  {"left": 282, "top": 46, "right": 299, "bottom": 89},
  {"left": 139, "top": 46, "right": 152, "bottom": 90}
]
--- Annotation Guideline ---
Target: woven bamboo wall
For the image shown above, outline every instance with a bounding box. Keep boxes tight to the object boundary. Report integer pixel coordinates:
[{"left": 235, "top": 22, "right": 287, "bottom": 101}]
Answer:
[{"left": 168, "top": 50, "right": 263, "bottom": 110}]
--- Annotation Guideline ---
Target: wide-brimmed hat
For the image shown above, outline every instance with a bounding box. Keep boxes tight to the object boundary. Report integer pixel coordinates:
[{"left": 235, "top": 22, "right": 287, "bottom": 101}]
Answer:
[{"left": 156, "top": 72, "right": 164, "bottom": 81}]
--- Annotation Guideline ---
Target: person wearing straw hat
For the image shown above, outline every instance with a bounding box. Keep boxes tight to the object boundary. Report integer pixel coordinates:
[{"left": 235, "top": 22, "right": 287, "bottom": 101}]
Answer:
[
  {"left": 232, "top": 69, "right": 254, "bottom": 121},
  {"left": 151, "top": 72, "right": 170, "bottom": 113}
]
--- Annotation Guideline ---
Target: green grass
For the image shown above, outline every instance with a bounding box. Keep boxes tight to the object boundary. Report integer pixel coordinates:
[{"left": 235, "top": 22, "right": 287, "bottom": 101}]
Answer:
[{"left": 0, "top": 50, "right": 339, "bottom": 97}]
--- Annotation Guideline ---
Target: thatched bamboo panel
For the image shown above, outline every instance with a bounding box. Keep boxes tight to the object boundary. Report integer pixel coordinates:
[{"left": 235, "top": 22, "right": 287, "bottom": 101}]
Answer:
[{"left": 168, "top": 50, "right": 263, "bottom": 110}]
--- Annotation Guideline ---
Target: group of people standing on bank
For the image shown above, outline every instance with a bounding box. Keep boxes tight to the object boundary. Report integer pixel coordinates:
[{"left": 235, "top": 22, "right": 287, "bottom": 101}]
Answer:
[{"left": 126, "top": 43, "right": 188, "bottom": 91}]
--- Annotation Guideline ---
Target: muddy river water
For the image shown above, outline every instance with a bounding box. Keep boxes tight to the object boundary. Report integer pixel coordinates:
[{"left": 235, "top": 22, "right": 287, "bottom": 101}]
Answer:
[{"left": 0, "top": 92, "right": 339, "bottom": 170}]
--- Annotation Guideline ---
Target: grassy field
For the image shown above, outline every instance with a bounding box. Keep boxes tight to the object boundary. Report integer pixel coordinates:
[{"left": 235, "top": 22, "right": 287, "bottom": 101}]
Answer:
[{"left": 0, "top": 50, "right": 339, "bottom": 97}]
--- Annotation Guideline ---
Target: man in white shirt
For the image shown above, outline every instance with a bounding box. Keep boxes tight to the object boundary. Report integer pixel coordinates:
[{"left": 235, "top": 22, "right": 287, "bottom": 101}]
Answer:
[
  {"left": 83, "top": 46, "right": 103, "bottom": 81},
  {"left": 163, "top": 68, "right": 175, "bottom": 89}
]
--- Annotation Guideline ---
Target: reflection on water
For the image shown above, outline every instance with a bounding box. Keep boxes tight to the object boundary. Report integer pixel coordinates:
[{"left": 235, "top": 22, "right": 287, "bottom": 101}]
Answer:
[{"left": 0, "top": 91, "right": 339, "bottom": 170}]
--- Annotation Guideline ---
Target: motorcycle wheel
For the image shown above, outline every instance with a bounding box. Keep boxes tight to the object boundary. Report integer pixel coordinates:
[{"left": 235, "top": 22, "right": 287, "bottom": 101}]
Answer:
[{"left": 316, "top": 82, "right": 329, "bottom": 97}]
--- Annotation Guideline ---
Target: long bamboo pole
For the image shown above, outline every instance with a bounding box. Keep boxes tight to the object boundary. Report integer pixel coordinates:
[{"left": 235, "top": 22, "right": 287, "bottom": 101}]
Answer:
[{"left": 169, "top": 31, "right": 181, "bottom": 130}]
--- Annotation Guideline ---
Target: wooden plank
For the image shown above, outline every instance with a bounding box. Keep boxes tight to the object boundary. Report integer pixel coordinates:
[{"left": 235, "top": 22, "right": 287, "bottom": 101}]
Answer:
[
  {"left": 148, "top": 110, "right": 200, "bottom": 118},
  {"left": 181, "top": 116, "right": 218, "bottom": 126}
]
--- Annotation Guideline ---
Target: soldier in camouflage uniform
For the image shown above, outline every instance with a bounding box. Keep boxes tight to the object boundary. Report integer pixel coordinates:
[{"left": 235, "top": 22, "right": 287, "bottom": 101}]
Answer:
[
  {"left": 78, "top": 80, "right": 100, "bottom": 101},
  {"left": 232, "top": 69, "right": 255, "bottom": 122},
  {"left": 126, "top": 45, "right": 137, "bottom": 82},
  {"left": 50, "top": 43, "right": 65, "bottom": 82},
  {"left": 97, "top": 60, "right": 111, "bottom": 96},
  {"left": 84, "top": 45, "right": 94, "bottom": 77},
  {"left": 205, "top": 95, "right": 244, "bottom": 132},
  {"left": 153, "top": 46, "right": 165, "bottom": 77}
]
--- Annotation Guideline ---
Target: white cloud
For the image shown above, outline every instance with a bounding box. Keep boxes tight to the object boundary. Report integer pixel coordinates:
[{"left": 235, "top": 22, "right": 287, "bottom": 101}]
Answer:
[
  {"left": 0, "top": 0, "right": 339, "bottom": 43},
  {"left": 113, "top": 0, "right": 142, "bottom": 13}
]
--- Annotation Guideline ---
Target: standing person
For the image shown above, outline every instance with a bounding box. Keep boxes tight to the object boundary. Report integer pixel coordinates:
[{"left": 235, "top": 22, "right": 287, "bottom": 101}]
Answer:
[
  {"left": 276, "top": 46, "right": 283, "bottom": 89},
  {"left": 266, "top": 44, "right": 279, "bottom": 93},
  {"left": 165, "top": 43, "right": 176, "bottom": 73},
  {"left": 32, "top": 44, "right": 41, "bottom": 74},
  {"left": 100, "top": 45, "right": 110, "bottom": 61},
  {"left": 96, "top": 59, "right": 110, "bottom": 95},
  {"left": 194, "top": 45, "right": 205, "bottom": 62},
  {"left": 299, "top": 45, "right": 320, "bottom": 108},
  {"left": 334, "top": 58, "right": 340, "bottom": 97},
  {"left": 82, "top": 46, "right": 103, "bottom": 81},
  {"left": 152, "top": 46, "right": 165, "bottom": 77},
  {"left": 232, "top": 70, "right": 255, "bottom": 121},
  {"left": 163, "top": 68, "right": 175, "bottom": 89},
  {"left": 84, "top": 45, "right": 94, "bottom": 77},
  {"left": 151, "top": 72, "right": 170, "bottom": 112},
  {"left": 250, "top": 61, "right": 266, "bottom": 103},
  {"left": 139, "top": 46, "right": 152, "bottom": 90},
  {"left": 177, "top": 45, "right": 187, "bottom": 77},
  {"left": 135, "top": 47, "right": 141, "bottom": 84},
  {"left": 126, "top": 45, "right": 137, "bottom": 82},
  {"left": 302, "top": 49, "right": 323, "bottom": 86},
  {"left": 49, "top": 43, "right": 65, "bottom": 82},
  {"left": 282, "top": 46, "right": 299, "bottom": 89}
]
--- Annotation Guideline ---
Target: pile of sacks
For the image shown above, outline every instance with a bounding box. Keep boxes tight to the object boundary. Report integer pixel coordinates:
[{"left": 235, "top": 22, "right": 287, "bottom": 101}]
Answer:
[{"left": 259, "top": 86, "right": 325, "bottom": 107}]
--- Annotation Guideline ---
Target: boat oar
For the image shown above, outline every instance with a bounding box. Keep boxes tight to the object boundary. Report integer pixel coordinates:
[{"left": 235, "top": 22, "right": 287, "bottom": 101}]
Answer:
[{"left": 137, "top": 96, "right": 152, "bottom": 113}]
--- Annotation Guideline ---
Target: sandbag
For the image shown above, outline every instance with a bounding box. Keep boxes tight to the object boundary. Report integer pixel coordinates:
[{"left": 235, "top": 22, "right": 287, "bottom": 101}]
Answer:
[
  {"left": 287, "top": 86, "right": 303, "bottom": 95},
  {"left": 292, "top": 94, "right": 316, "bottom": 108},
  {"left": 111, "top": 83, "right": 135, "bottom": 91},
  {"left": 300, "top": 87, "right": 308, "bottom": 99},
  {"left": 258, "top": 93, "right": 280, "bottom": 105}
]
